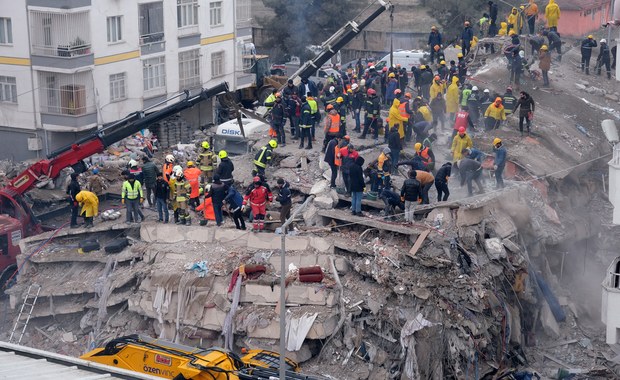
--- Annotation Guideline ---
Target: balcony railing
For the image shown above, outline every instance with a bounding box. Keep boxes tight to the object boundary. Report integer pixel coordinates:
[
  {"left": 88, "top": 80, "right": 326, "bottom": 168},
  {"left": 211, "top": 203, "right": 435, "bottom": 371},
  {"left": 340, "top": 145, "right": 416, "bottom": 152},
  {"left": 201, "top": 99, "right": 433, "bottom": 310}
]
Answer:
[
  {"left": 38, "top": 71, "right": 95, "bottom": 116},
  {"left": 140, "top": 32, "right": 164, "bottom": 46},
  {"left": 29, "top": 10, "right": 91, "bottom": 58}
]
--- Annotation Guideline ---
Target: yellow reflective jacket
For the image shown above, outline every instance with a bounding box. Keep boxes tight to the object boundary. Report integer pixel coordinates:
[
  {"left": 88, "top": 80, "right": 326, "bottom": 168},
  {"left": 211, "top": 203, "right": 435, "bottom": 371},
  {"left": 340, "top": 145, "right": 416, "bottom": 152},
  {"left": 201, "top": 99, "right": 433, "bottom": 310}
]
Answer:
[{"left": 76, "top": 190, "right": 99, "bottom": 217}]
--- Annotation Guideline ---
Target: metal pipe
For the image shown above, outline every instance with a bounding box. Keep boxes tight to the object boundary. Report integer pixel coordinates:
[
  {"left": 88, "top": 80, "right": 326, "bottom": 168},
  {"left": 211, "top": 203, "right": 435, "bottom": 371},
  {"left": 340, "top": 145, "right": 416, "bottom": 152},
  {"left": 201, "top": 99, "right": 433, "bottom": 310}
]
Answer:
[{"left": 279, "top": 194, "right": 315, "bottom": 379}]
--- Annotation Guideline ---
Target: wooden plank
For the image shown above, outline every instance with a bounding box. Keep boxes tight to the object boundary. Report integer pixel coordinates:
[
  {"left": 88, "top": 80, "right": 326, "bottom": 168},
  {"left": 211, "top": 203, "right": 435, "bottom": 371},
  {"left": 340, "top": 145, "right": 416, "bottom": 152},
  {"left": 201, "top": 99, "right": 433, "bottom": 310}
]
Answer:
[
  {"left": 317, "top": 209, "right": 422, "bottom": 236},
  {"left": 408, "top": 229, "right": 431, "bottom": 257}
]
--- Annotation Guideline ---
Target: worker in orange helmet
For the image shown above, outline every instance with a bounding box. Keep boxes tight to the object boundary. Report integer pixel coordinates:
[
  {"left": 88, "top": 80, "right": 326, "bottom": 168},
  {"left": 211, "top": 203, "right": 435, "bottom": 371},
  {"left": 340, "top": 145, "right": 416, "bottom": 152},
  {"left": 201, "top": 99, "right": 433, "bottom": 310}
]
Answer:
[
  {"left": 450, "top": 126, "right": 473, "bottom": 161},
  {"left": 242, "top": 176, "right": 273, "bottom": 231},
  {"left": 484, "top": 97, "right": 506, "bottom": 131}
]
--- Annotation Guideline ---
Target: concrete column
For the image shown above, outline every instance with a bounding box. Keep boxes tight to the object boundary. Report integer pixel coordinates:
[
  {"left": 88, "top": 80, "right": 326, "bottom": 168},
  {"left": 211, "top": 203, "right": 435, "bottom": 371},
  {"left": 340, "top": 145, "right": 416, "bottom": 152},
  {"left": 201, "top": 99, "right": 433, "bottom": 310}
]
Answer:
[{"left": 608, "top": 144, "right": 620, "bottom": 224}]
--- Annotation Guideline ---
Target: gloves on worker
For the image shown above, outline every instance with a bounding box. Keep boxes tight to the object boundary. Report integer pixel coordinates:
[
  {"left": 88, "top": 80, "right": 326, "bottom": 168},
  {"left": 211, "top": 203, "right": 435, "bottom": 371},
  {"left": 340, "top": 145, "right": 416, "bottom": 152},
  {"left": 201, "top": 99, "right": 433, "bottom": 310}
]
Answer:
[
  {"left": 140, "top": 198, "right": 144, "bottom": 204},
  {"left": 121, "top": 199, "right": 125, "bottom": 205}
]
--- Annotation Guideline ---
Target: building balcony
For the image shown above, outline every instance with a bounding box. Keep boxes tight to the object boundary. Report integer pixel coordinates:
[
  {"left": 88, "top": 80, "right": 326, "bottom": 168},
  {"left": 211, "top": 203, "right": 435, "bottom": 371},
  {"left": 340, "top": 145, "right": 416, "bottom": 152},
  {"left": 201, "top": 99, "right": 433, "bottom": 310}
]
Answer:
[{"left": 140, "top": 32, "right": 165, "bottom": 55}]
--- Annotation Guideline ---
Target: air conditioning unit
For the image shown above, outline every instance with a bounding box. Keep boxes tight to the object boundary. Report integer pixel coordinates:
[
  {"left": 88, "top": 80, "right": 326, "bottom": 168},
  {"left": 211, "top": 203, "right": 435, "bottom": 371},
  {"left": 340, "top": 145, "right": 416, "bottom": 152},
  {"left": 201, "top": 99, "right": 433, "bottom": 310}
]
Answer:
[{"left": 27, "top": 137, "right": 42, "bottom": 151}]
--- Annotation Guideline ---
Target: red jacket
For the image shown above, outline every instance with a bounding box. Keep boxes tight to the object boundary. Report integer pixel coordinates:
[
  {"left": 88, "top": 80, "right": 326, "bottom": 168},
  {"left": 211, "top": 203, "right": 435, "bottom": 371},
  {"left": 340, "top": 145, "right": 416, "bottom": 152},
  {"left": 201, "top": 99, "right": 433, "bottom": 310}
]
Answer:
[
  {"left": 453, "top": 110, "right": 472, "bottom": 131},
  {"left": 243, "top": 186, "right": 273, "bottom": 206}
]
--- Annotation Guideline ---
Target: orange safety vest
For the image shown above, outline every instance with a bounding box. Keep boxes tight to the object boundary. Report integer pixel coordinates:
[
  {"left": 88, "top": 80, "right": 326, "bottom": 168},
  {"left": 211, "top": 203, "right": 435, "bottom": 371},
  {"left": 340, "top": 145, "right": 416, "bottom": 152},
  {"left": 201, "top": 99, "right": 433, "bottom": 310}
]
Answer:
[
  {"left": 196, "top": 197, "right": 216, "bottom": 220},
  {"left": 184, "top": 167, "right": 201, "bottom": 198},
  {"left": 420, "top": 147, "right": 432, "bottom": 165},
  {"left": 398, "top": 101, "right": 409, "bottom": 118},
  {"left": 334, "top": 145, "right": 342, "bottom": 167},
  {"left": 162, "top": 163, "right": 174, "bottom": 183},
  {"left": 325, "top": 113, "right": 340, "bottom": 134}
]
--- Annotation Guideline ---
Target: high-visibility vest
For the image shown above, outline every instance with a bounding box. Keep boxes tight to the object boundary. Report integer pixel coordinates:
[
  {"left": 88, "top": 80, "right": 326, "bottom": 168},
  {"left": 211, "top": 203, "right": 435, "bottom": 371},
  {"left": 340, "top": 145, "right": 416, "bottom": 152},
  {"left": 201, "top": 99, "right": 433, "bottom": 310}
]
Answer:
[
  {"left": 308, "top": 98, "right": 318, "bottom": 115},
  {"left": 175, "top": 180, "right": 190, "bottom": 202},
  {"left": 334, "top": 145, "right": 342, "bottom": 167},
  {"left": 122, "top": 180, "right": 143, "bottom": 200},
  {"left": 162, "top": 163, "right": 174, "bottom": 183},
  {"left": 461, "top": 89, "right": 472, "bottom": 106},
  {"left": 420, "top": 147, "right": 432, "bottom": 166},
  {"left": 264, "top": 93, "right": 276, "bottom": 109},
  {"left": 199, "top": 150, "right": 215, "bottom": 171},
  {"left": 325, "top": 113, "right": 340, "bottom": 134},
  {"left": 398, "top": 101, "right": 409, "bottom": 118},
  {"left": 253, "top": 146, "right": 271, "bottom": 168}
]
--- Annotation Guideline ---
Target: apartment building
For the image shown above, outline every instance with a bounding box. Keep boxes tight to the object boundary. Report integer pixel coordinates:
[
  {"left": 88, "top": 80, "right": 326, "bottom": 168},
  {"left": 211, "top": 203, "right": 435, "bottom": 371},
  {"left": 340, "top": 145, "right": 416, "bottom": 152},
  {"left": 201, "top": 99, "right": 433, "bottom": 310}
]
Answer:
[{"left": 0, "top": 0, "right": 255, "bottom": 160}]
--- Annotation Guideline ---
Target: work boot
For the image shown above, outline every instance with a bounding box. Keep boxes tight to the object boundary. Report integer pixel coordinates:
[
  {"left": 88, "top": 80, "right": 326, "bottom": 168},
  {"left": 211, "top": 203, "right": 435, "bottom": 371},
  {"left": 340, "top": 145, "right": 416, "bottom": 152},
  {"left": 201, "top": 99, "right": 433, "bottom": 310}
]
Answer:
[
  {"left": 586, "top": 68, "right": 590, "bottom": 75},
  {"left": 186, "top": 217, "right": 191, "bottom": 226},
  {"left": 199, "top": 219, "right": 208, "bottom": 226}
]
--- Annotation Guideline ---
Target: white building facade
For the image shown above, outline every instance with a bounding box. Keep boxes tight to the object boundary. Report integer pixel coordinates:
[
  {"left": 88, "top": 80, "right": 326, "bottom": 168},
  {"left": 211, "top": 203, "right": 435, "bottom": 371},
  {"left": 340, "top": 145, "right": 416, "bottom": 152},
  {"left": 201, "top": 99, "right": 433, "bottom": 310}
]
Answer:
[{"left": 0, "top": 0, "right": 254, "bottom": 160}]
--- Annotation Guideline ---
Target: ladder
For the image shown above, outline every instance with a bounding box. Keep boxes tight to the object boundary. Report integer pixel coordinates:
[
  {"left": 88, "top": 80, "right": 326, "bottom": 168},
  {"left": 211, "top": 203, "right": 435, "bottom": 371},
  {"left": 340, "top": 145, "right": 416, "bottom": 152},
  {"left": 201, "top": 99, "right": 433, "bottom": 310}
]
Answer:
[{"left": 8, "top": 284, "right": 41, "bottom": 344}]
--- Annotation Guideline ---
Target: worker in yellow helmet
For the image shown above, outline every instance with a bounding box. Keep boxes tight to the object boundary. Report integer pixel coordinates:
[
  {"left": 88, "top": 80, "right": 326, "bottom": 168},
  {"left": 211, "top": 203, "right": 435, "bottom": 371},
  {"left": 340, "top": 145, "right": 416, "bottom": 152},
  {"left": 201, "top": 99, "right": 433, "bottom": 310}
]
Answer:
[
  {"left": 198, "top": 140, "right": 216, "bottom": 185},
  {"left": 493, "top": 137, "right": 507, "bottom": 189},
  {"left": 580, "top": 35, "right": 597, "bottom": 75},
  {"left": 335, "top": 96, "right": 347, "bottom": 137}
]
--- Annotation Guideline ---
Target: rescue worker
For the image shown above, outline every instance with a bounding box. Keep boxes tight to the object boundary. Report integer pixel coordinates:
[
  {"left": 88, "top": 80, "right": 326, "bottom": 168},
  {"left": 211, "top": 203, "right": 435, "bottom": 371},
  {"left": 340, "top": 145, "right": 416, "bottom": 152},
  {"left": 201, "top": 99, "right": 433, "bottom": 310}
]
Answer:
[
  {"left": 195, "top": 193, "right": 216, "bottom": 226},
  {"left": 198, "top": 141, "right": 216, "bottom": 184},
  {"left": 340, "top": 143, "right": 359, "bottom": 195},
  {"left": 415, "top": 170, "right": 434, "bottom": 205},
  {"left": 498, "top": 22, "right": 508, "bottom": 36},
  {"left": 215, "top": 150, "right": 234, "bottom": 185},
  {"left": 461, "top": 21, "right": 474, "bottom": 57},
  {"left": 377, "top": 147, "right": 392, "bottom": 190},
  {"left": 128, "top": 159, "right": 143, "bottom": 184},
  {"left": 205, "top": 174, "right": 227, "bottom": 226},
  {"left": 174, "top": 169, "right": 192, "bottom": 225},
  {"left": 389, "top": 93, "right": 408, "bottom": 139},
  {"left": 223, "top": 185, "right": 245, "bottom": 230},
  {"left": 507, "top": 7, "right": 518, "bottom": 33},
  {"left": 578, "top": 35, "right": 597, "bottom": 75},
  {"left": 529, "top": 32, "right": 546, "bottom": 56},
  {"left": 75, "top": 190, "right": 98, "bottom": 228},
  {"left": 361, "top": 88, "right": 381, "bottom": 140},
  {"left": 435, "top": 162, "right": 452, "bottom": 202},
  {"left": 154, "top": 172, "right": 170, "bottom": 223},
  {"left": 415, "top": 142, "right": 435, "bottom": 172},
  {"left": 387, "top": 126, "right": 402, "bottom": 169},
  {"left": 87, "top": 168, "right": 105, "bottom": 196},
  {"left": 168, "top": 165, "right": 182, "bottom": 223},
  {"left": 488, "top": 1, "right": 499, "bottom": 35},
  {"left": 430, "top": 92, "right": 447, "bottom": 131},
  {"left": 306, "top": 92, "right": 320, "bottom": 141},
  {"left": 162, "top": 154, "right": 175, "bottom": 183},
  {"left": 351, "top": 83, "right": 364, "bottom": 132},
  {"left": 398, "top": 66, "right": 409, "bottom": 92},
  {"left": 429, "top": 76, "right": 445, "bottom": 101},
  {"left": 287, "top": 93, "right": 301, "bottom": 139},
  {"left": 463, "top": 147, "right": 486, "bottom": 162},
  {"left": 544, "top": 29, "right": 562, "bottom": 61},
  {"left": 271, "top": 93, "right": 287, "bottom": 146},
  {"left": 385, "top": 73, "right": 398, "bottom": 106},
  {"left": 254, "top": 139, "right": 277, "bottom": 175},
  {"left": 242, "top": 176, "right": 273, "bottom": 231},
  {"left": 121, "top": 173, "right": 145, "bottom": 224},
  {"left": 511, "top": 50, "right": 524, "bottom": 86},
  {"left": 418, "top": 65, "right": 433, "bottom": 100},
  {"left": 322, "top": 86, "right": 337, "bottom": 110},
  {"left": 446, "top": 76, "right": 460, "bottom": 121},
  {"left": 275, "top": 178, "right": 292, "bottom": 232},
  {"left": 428, "top": 26, "right": 443, "bottom": 64},
  {"left": 544, "top": 0, "right": 560, "bottom": 32},
  {"left": 484, "top": 97, "right": 507, "bottom": 130},
  {"left": 298, "top": 96, "right": 313, "bottom": 149},
  {"left": 502, "top": 87, "right": 517, "bottom": 116},
  {"left": 335, "top": 96, "right": 347, "bottom": 137},
  {"left": 493, "top": 138, "right": 507, "bottom": 189},
  {"left": 451, "top": 127, "right": 473, "bottom": 161},
  {"left": 596, "top": 39, "right": 612, "bottom": 79},
  {"left": 264, "top": 88, "right": 277, "bottom": 110},
  {"left": 467, "top": 86, "right": 481, "bottom": 125},
  {"left": 437, "top": 60, "right": 449, "bottom": 81},
  {"left": 350, "top": 156, "right": 365, "bottom": 216},
  {"left": 514, "top": 91, "right": 535, "bottom": 136},
  {"left": 142, "top": 156, "right": 158, "bottom": 207},
  {"left": 412, "top": 99, "right": 433, "bottom": 143},
  {"left": 539, "top": 45, "right": 551, "bottom": 86},
  {"left": 184, "top": 161, "right": 201, "bottom": 209},
  {"left": 324, "top": 136, "right": 340, "bottom": 188},
  {"left": 456, "top": 158, "right": 485, "bottom": 196},
  {"left": 323, "top": 104, "right": 341, "bottom": 152},
  {"left": 453, "top": 106, "right": 476, "bottom": 138},
  {"left": 525, "top": 0, "right": 539, "bottom": 35},
  {"left": 401, "top": 170, "right": 421, "bottom": 222}
]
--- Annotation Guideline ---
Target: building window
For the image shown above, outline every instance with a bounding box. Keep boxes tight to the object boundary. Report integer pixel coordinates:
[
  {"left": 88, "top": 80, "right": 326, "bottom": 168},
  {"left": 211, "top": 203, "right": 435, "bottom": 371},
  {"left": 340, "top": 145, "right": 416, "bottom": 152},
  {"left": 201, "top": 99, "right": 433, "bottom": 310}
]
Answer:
[
  {"left": 38, "top": 71, "right": 94, "bottom": 115},
  {"left": 211, "top": 51, "right": 224, "bottom": 78},
  {"left": 107, "top": 16, "right": 123, "bottom": 43},
  {"left": 0, "top": 18, "right": 12, "bottom": 45},
  {"left": 143, "top": 56, "right": 166, "bottom": 93},
  {"left": 139, "top": 2, "right": 164, "bottom": 44},
  {"left": 0, "top": 76, "right": 17, "bottom": 103},
  {"left": 109, "top": 73, "right": 127, "bottom": 102},
  {"left": 177, "top": 0, "right": 198, "bottom": 28},
  {"left": 210, "top": 2, "right": 222, "bottom": 26},
  {"left": 179, "top": 49, "right": 201, "bottom": 89},
  {"left": 30, "top": 11, "right": 91, "bottom": 57}
]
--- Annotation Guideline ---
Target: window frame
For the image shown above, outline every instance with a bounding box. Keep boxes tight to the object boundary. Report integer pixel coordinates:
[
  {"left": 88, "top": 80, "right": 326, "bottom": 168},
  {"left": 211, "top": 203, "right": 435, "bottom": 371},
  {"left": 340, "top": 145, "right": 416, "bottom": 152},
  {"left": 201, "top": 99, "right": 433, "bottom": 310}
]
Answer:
[
  {"left": 209, "top": 1, "right": 223, "bottom": 27},
  {"left": 177, "top": 0, "right": 199, "bottom": 28},
  {"left": 106, "top": 16, "right": 123, "bottom": 44},
  {"left": 211, "top": 51, "right": 224, "bottom": 78},
  {"left": 0, "top": 17, "right": 13, "bottom": 45},
  {"left": 0, "top": 75, "right": 17, "bottom": 104},
  {"left": 109, "top": 72, "right": 127, "bottom": 102},
  {"left": 142, "top": 56, "right": 167, "bottom": 94},
  {"left": 179, "top": 49, "right": 201, "bottom": 89}
]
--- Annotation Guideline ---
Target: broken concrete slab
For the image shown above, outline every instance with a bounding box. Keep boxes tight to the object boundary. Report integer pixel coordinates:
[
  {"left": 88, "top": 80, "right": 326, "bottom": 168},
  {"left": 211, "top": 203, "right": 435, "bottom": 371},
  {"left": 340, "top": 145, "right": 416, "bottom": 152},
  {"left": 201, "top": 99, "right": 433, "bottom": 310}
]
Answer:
[
  {"left": 456, "top": 206, "right": 485, "bottom": 227},
  {"left": 314, "top": 195, "right": 336, "bottom": 210},
  {"left": 484, "top": 238, "right": 507, "bottom": 260}
]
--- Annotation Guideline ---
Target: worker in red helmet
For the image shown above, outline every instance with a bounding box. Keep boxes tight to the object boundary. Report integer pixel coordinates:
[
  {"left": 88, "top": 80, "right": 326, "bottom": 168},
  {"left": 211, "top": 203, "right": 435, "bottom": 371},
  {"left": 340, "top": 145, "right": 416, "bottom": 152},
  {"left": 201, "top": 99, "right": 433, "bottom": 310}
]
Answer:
[
  {"left": 450, "top": 126, "right": 473, "bottom": 161},
  {"left": 361, "top": 88, "right": 381, "bottom": 140},
  {"left": 242, "top": 176, "right": 273, "bottom": 231}
]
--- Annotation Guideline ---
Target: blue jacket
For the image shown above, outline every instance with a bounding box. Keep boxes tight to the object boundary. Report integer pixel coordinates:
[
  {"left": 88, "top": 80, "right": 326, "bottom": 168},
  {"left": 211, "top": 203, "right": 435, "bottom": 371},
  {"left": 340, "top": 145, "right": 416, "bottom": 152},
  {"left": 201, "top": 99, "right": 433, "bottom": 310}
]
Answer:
[
  {"left": 469, "top": 148, "right": 486, "bottom": 162},
  {"left": 494, "top": 146, "right": 507, "bottom": 167},
  {"left": 224, "top": 186, "right": 243, "bottom": 210},
  {"left": 428, "top": 31, "right": 442, "bottom": 47},
  {"left": 300, "top": 102, "right": 313, "bottom": 125},
  {"left": 298, "top": 80, "right": 318, "bottom": 98},
  {"left": 461, "top": 27, "right": 474, "bottom": 43},
  {"left": 276, "top": 182, "right": 292, "bottom": 206},
  {"left": 386, "top": 79, "right": 398, "bottom": 101}
]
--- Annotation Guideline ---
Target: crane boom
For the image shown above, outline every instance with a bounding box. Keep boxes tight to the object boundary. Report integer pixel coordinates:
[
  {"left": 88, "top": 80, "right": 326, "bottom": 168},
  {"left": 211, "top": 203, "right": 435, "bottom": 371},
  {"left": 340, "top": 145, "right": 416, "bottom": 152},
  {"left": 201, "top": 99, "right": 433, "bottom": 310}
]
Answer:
[{"left": 288, "top": 0, "right": 393, "bottom": 84}]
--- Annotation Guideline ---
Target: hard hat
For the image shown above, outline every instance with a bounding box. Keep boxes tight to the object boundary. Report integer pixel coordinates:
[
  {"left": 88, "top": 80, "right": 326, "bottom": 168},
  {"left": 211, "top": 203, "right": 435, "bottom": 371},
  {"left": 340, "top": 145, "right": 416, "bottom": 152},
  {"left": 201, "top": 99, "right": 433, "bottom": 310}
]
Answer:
[
  {"left": 367, "top": 88, "right": 376, "bottom": 96},
  {"left": 92, "top": 168, "right": 99, "bottom": 174},
  {"left": 347, "top": 89, "right": 352, "bottom": 93},
  {"left": 336, "top": 96, "right": 344, "bottom": 103},
  {"left": 275, "top": 92, "right": 282, "bottom": 97},
  {"left": 173, "top": 165, "right": 182, "bottom": 173},
  {"left": 472, "top": 86, "right": 478, "bottom": 91},
  {"left": 165, "top": 154, "right": 175, "bottom": 163},
  {"left": 588, "top": 35, "right": 593, "bottom": 39},
  {"left": 329, "top": 86, "right": 335, "bottom": 93},
  {"left": 344, "top": 135, "right": 350, "bottom": 141},
  {"left": 129, "top": 159, "right": 138, "bottom": 168},
  {"left": 253, "top": 176, "right": 261, "bottom": 183},
  {"left": 440, "top": 60, "right": 446, "bottom": 65},
  {"left": 519, "top": 50, "right": 525, "bottom": 58},
  {"left": 493, "top": 138, "right": 502, "bottom": 145},
  {"left": 369, "top": 65, "right": 376, "bottom": 70},
  {"left": 175, "top": 169, "right": 184, "bottom": 178},
  {"left": 199, "top": 187, "right": 204, "bottom": 195},
  {"left": 541, "top": 45, "right": 548, "bottom": 50},
  {"left": 434, "top": 75, "right": 440, "bottom": 81},
  {"left": 268, "top": 139, "right": 278, "bottom": 148},
  {"left": 434, "top": 45, "right": 440, "bottom": 51},
  {"left": 382, "top": 67, "right": 388, "bottom": 72},
  {"left": 326, "top": 104, "right": 334, "bottom": 110},
  {"left": 405, "top": 92, "right": 412, "bottom": 98},
  {"left": 509, "top": 30, "right": 517, "bottom": 36},
  {"left": 219, "top": 150, "right": 228, "bottom": 159},
  {"left": 458, "top": 127, "right": 466, "bottom": 133},
  {"left": 187, "top": 161, "right": 195, "bottom": 167},
  {"left": 351, "top": 83, "right": 359, "bottom": 90},
  {"left": 519, "top": 5, "right": 524, "bottom": 9},
  {"left": 414, "top": 142, "right": 422, "bottom": 152},
  {"left": 420, "top": 65, "right": 426, "bottom": 70},
  {"left": 388, "top": 72, "right": 395, "bottom": 77},
  {"left": 484, "top": 89, "right": 490, "bottom": 93},
  {"left": 601, "top": 39, "right": 607, "bottom": 44},
  {"left": 360, "top": 79, "right": 366, "bottom": 87},
  {"left": 457, "top": 53, "right": 464, "bottom": 58},
  {"left": 201, "top": 141, "right": 210, "bottom": 149},
  {"left": 495, "top": 97, "right": 503, "bottom": 103},
  {"left": 394, "top": 89, "right": 402, "bottom": 95}
]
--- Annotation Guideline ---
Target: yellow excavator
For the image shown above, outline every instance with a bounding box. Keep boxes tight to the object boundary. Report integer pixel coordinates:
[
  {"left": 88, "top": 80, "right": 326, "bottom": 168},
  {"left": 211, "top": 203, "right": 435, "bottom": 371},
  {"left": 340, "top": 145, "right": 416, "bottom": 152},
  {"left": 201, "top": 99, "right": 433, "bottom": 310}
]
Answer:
[{"left": 81, "top": 335, "right": 321, "bottom": 380}]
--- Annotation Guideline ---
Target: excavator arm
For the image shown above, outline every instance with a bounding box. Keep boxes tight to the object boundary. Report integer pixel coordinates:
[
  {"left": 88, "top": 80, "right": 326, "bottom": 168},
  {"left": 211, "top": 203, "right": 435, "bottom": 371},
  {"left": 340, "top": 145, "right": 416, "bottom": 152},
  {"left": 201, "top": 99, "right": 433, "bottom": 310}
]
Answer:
[{"left": 288, "top": 0, "right": 393, "bottom": 84}]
